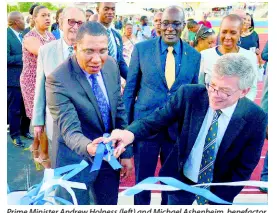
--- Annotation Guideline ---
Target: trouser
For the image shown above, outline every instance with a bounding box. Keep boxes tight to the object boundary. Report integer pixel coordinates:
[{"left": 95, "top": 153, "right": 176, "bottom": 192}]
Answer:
[
  {"left": 167, "top": 175, "right": 197, "bottom": 205},
  {"left": 55, "top": 161, "right": 120, "bottom": 205},
  {"left": 7, "top": 87, "right": 30, "bottom": 139},
  {"left": 134, "top": 132, "right": 174, "bottom": 205},
  {"left": 261, "top": 151, "right": 268, "bottom": 182}
]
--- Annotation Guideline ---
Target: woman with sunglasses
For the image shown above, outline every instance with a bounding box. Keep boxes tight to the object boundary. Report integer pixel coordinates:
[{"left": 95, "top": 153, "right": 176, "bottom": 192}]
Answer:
[
  {"left": 194, "top": 26, "right": 216, "bottom": 52},
  {"left": 199, "top": 14, "right": 258, "bottom": 101},
  {"left": 20, "top": 5, "right": 55, "bottom": 169}
]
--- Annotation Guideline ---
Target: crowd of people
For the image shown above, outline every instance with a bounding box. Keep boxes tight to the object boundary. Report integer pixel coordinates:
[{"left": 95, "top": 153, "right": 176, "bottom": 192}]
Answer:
[{"left": 7, "top": 2, "right": 268, "bottom": 205}]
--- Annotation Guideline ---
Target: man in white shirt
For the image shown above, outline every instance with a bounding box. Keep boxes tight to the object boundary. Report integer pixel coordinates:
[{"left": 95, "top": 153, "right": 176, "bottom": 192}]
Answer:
[
  {"left": 134, "top": 16, "right": 151, "bottom": 42},
  {"left": 108, "top": 53, "right": 267, "bottom": 205},
  {"left": 32, "top": 7, "right": 85, "bottom": 167}
]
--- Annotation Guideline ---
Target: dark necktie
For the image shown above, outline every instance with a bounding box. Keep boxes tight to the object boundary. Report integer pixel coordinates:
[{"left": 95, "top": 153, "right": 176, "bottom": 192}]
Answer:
[
  {"left": 196, "top": 110, "right": 222, "bottom": 205},
  {"left": 89, "top": 74, "right": 112, "bottom": 132},
  {"left": 68, "top": 46, "right": 74, "bottom": 57}
]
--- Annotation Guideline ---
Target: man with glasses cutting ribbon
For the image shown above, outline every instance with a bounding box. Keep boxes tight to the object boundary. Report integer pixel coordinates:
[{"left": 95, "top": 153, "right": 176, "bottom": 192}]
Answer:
[
  {"left": 108, "top": 53, "right": 267, "bottom": 205},
  {"left": 32, "top": 7, "right": 85, "bottom": 159},
  {"left": 123, "top": 6, "right": 201, "bottom": 205}
]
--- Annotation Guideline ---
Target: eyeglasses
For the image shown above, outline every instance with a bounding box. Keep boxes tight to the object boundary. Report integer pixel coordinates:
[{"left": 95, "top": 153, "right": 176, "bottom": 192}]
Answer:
[
  {"left": 68, "top": 19, "right": 83, "bottom": 27},
  {"left": 79, "top": 48, "right": 108, "bottom": 56},
  {"left": 161, "top": 21, "right": 183, "bottom": 29},
  {"left": 205, "top": 83, "right": 239, "bottom": 99}
]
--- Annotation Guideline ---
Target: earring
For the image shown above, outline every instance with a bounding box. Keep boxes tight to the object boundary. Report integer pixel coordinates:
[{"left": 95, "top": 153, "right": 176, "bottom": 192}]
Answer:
[{"left": 237, "top": 37, "right": 241, "bottom": 46}]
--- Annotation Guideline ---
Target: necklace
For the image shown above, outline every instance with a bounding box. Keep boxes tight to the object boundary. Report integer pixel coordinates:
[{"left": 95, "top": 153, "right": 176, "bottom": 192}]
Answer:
[{"left": 34, "top": 27, "right": 50, "bottom": 42}]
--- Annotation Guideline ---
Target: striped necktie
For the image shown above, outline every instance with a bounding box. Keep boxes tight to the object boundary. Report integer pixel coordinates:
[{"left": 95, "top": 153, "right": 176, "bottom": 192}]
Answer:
[
  {"left": 107, "top": 29, "right": 116, "bottom": 59},
  {"left": 196, "top": 109, "right": 222, "bottom": 205},
  {"left": 165, "top": 46, "right": 175, "bottom": 89}
]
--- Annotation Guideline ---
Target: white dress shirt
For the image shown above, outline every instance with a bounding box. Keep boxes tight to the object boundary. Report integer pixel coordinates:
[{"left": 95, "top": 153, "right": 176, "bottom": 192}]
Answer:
[
  {"left": 82, "top": 70, "right": 110, "bottom": 106},
  {"left": 62, "top": 38, "right": 73, "bottom": 59},
  {"left": 183, "top": 102, "right": 238, "bottom": 183}
]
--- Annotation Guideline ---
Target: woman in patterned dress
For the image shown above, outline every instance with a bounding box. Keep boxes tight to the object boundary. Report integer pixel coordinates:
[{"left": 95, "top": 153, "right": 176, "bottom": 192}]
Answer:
[{"left": 20, "top": 5, "right": 55, "bottom": 169}]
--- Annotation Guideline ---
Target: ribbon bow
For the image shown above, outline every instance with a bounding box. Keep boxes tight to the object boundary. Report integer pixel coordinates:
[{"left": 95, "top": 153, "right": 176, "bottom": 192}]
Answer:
[{"left": 90, "top": 133, "right": 122, "bottom": 172}]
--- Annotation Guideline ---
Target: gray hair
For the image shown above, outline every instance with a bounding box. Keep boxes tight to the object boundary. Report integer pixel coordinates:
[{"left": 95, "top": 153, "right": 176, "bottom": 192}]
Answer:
[
  {"left": 213, "top": 53, "right": 256, "bottom": 90},
  {"left": 62, "top": 7, "right": 85, "bottom": 19}
]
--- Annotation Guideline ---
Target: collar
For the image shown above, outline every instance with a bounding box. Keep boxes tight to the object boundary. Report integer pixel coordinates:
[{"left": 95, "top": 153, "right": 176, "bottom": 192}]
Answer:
[
  {"left": 9, "top": 27, "right": 20, "bottom": 37},
  {"left": 160, "top": 38, "right": 181, "bottom": 54},
  {"left": 214, "top": 101, "right": 238, "bottom": 119},
  {"left": 62, "top": 38, "right": 70, "bottom": 49},
  {"left": 82, "top": 69, "right": 101, "bottom": 79},
  {"left": 101, "top": 23, "right": 113, "bottom": 31}
]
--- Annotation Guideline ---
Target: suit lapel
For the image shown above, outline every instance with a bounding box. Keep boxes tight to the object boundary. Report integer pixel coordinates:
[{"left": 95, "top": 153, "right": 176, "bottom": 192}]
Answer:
[
  {"left": 216, "top": 99, "right": 247, "bottom": 161},
  {"left": 8, "top": 28, "right": 22, "bottom": 46},
  {"left": 154, "top": 38, "right": 168, "bottom": 88},
  {"left": 54, "top": 39, "right": 65, "bottom": 66},
  {"left": 101, "top": 63, "right": 116, "bottom": 128},
  {"left": 71, "top": 56, "right": 105, "bottom": 129},
  {"left": 184, "top": 92, "right": 209, "bottom": 160}
]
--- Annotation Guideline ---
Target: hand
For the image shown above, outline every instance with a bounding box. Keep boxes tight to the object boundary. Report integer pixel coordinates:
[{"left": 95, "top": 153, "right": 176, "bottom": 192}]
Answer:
[
  {"left": 34, "top": 126, "right": 44, "bottom": 139},
  {"left": 104, "top": 129, "right": 134, "bottom": 156},
  {"left": 87, "top": 137, "right": 104, "bottom": 156},
  {"left": 120, "top": 158, "right": 133, "bottom": 180}
]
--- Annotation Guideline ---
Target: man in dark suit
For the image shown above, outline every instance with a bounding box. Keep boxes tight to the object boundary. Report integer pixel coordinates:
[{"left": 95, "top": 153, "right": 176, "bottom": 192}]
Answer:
[
  {"left": 109, "top": 53, "right": 267, "bottom": 205},
  {"left": 7, "top": 11, "right": 32, "bottom": 147},
  {"left": 96, "top": 2, "right": 128, "bottom": 79},
  {"left": 123, "top": 6, "right": 201, "bottom": 205},
  {"left": 46, "top": 22, "right": 133, "bottom": 205}
]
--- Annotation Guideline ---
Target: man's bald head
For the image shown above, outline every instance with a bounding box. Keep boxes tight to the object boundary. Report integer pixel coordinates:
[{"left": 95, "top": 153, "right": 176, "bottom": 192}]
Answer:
[
  {"left": 162, "top": 6, "right": 185, "bottom": 22},
  {"left": 8, "top": 11, "right": 25, "bottom": 31}
]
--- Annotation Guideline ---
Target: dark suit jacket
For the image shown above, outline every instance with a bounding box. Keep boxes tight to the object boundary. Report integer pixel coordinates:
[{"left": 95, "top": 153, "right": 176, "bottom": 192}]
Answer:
[
  {"left": 127, "top": 84, "right": 267, "bottom": 203},
  {"left": 111, "top": 28, "right": 129, "bottom": 79},
  {"left": 51, "top": 28, "right": 61, "bottom": 40},
  {"left": 7, "top": 27, "right": 23, "bottom": 87},
  {"left": 22, "top": 27, "right": 31, "bottom": 38},
  {"left": 46, "top": 55, "right": 132, "bottom": 183},
  {"left": 123, "top": 37, "right": 201, "bottom": 139}
]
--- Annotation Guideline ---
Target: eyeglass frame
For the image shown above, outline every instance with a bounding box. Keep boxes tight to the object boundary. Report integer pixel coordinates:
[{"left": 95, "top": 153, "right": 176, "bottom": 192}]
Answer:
[
  {"left": 205, "top": 83, "right": 239, "bottom": 99},
  {"left": 77, "top": 48, "right": 108, "bottom": 56},
  {"left": 68, "top": 19, "right": 84, "bottom": 27},
  {"left": 161, "top": 21, "right": 184, "bottom": 29}
]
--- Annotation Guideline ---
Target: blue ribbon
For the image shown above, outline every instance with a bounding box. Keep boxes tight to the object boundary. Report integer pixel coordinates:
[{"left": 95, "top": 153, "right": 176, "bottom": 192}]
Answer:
[
  {"left": 121, "top": 177, "right": 268, "bottom": 205},
  {"left": 17, "top": 160, "right": 89, "bottom": 205},
  {"left": 90, "top": 133, "right": 122, "bottom": 172}
]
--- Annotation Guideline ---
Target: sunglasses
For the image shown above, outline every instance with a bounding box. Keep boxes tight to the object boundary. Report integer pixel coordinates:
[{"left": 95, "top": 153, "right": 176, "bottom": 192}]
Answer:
[{"left": 68, "top": 19, "right": 83, "bottom": 27}]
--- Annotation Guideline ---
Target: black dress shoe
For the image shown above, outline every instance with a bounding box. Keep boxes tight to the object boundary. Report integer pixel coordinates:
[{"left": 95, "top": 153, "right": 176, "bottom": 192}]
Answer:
[
  {"left": 12, "top": 137, "right": 25, "bottom": 147},
  {"left": 22, "top": 132, "right": 34, "bottom": 140}
]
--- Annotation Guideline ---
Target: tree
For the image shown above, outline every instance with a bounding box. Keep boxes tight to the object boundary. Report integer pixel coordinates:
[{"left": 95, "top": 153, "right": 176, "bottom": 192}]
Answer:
[
  {"left": 40, "top": 2, "right": 58, "bottom": 11},
  {"left": 17, "top": 2, "right": 36, "bottom": 13},
  {"left": 7, "top": 4, "right": 19, "bottom": 13}
]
